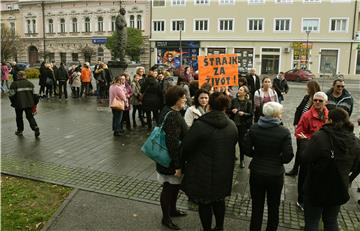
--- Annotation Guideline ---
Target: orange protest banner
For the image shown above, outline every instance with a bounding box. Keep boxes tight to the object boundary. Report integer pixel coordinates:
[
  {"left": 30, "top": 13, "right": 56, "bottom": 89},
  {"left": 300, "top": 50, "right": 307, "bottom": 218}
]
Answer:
[{"left": 198, "top": 54, "right": 239, "bottom": 88}]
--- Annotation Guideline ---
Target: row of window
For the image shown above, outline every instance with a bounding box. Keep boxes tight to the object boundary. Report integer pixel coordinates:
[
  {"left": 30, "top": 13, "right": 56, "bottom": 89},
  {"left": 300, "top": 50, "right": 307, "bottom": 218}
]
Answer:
[
  {"left": 153, "top": 0, "right": 350, "bottom": 6},
  {"left": 153, "top": 18, "right": 348, "bottom": 32},
  {"left": 26, "top": 15, "right": 142, "bottom": 34}
]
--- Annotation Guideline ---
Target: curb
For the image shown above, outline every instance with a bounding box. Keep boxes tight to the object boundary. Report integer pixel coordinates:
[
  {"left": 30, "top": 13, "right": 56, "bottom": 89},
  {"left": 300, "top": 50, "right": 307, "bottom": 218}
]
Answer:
[{"left": 41, "top": 188, "right": 79, "bottom": 231}]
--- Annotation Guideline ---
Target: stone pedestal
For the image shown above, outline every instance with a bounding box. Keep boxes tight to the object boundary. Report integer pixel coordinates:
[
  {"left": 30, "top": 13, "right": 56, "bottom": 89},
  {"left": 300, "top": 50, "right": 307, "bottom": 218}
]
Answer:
[{"left": 107, "top": 60, "right": 128, "bottom": 78}]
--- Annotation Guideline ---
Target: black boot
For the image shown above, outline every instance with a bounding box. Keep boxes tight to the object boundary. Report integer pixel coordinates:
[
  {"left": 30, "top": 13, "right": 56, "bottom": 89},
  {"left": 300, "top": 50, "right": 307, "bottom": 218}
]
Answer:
[{"left": 161, "top": 218, "right": 180, "bottom": 230}]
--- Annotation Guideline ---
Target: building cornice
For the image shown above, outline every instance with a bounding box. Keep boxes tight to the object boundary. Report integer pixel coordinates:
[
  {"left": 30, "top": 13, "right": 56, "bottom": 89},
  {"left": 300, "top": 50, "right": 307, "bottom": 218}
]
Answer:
[{"left": 149, "top": 38, "right": 358, "bottom": 43}]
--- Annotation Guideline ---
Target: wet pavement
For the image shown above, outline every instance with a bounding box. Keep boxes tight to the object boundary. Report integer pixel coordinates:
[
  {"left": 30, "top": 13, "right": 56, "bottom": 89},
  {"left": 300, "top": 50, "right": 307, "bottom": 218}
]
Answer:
[{"left": 1, "top": 79, "right": 360, "bottom": 230}]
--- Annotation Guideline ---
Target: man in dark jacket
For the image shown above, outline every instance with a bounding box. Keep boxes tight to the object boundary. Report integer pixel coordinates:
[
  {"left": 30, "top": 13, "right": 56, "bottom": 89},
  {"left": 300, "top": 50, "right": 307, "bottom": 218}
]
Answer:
[
  {"left": 9, "top": 71, "right": 40, "bottom": 137},
  {"left": 326, "top": 79, "right": 353, "bottom": 116},
  {"left": 56, "top": 62, "right": 68, "bottom": 100},
  {"left": 272, "top": 72, "right": 289, "bottom": 104},
  {"left": 245, "top": 68, "right": 260, "bottom": 98}
]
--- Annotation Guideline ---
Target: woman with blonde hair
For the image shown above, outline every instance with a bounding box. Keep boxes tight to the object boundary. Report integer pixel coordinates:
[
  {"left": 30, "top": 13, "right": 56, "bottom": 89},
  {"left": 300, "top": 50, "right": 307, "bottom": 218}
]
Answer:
[{"left": 109, "top": 75, "right": 127, "bottom": 136}]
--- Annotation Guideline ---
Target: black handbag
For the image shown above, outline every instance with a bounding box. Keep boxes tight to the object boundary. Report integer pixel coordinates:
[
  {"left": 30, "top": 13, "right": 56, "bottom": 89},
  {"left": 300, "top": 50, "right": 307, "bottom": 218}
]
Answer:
[{"left": 307, "top": 134, "right": 349, "bottom": 206}]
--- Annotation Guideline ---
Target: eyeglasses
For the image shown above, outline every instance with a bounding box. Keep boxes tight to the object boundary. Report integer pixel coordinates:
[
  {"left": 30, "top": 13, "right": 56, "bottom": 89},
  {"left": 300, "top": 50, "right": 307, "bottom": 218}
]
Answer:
[
  {"left": 313, "top": 99, "right": 324, "bottom": 103},
  {"left": 336, "top": 85, "right": 345, "bottom": 88}
]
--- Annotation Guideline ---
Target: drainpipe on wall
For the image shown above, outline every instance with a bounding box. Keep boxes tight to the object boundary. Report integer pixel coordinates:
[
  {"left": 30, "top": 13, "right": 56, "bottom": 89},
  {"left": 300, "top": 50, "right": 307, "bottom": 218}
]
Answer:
[
  {"left": 348, "top": 0, "right": 357, "bottom": 75},
  {"left": 42, "top": 1, "right": 46, "bottom": 62},
  {"left": 149, "top": 0, "right": 152, "bottom": 69}
]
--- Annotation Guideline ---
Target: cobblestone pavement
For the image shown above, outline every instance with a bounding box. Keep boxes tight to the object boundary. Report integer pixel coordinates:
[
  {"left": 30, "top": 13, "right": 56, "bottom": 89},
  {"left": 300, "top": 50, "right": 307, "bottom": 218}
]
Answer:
[{"left": 1, "top": 79, "right": 360, "bottom": 230}]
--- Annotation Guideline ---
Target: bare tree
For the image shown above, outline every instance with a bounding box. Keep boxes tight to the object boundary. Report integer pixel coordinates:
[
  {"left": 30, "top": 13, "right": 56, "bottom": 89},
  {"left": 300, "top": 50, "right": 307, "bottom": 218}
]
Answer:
[{"left": 1, "top": 25, "right": 22, "bottom": 61}]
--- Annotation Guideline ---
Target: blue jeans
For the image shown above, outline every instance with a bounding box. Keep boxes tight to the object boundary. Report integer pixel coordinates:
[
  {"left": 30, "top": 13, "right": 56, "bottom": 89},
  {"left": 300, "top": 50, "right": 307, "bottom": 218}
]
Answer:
[
  {"left": 112, "top": 109, "right": 123, "bottom": 133},
  {"left": 304, "top": 196, "right": 340, "bottom": 231}
]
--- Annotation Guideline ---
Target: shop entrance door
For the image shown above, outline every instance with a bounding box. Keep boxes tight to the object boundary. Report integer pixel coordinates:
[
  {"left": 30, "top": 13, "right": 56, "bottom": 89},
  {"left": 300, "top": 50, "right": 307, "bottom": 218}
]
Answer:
[{"left": 261, "top": 55, "right": 279, "bottom": 75}]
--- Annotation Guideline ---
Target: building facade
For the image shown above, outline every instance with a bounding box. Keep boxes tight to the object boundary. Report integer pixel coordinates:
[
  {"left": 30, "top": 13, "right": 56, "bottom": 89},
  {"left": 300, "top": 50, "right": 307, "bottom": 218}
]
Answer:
[
  {"left": 1, "top": 0, "right": 151, "bottom": 67},
  {"left": 150, "top": 0, "right": 360, "bottom": 78}
]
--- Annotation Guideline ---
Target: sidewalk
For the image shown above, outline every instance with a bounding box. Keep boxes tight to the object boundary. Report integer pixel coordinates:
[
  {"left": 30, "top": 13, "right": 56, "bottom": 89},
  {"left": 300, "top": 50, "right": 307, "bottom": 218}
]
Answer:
[{"left": 1, "top": 80, "right": 360, "bottom": 230}]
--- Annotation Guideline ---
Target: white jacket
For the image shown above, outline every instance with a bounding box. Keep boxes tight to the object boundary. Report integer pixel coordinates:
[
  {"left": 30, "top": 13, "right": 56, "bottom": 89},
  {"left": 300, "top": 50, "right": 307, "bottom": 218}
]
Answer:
[{"left": 184, "top": 105, "right": 204, "bottom": 127}]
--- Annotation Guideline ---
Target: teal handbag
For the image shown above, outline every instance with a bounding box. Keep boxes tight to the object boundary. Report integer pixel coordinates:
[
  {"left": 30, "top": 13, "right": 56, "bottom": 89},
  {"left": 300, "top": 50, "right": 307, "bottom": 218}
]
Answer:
[{"left": 141, "top": 111, "right": 172, "bottom": 167}]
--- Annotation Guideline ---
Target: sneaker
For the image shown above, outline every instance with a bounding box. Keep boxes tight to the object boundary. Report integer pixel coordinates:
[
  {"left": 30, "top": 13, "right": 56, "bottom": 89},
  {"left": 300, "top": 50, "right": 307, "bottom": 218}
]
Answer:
[
  {"left": 296, "top": 201, "right": 304, "bottom": 211},
  {"left": 34, "top": 127, "right": 40, "bottom": 137},
  {"left": 15, "top": 130, "right": 23, "bottom": 136}
]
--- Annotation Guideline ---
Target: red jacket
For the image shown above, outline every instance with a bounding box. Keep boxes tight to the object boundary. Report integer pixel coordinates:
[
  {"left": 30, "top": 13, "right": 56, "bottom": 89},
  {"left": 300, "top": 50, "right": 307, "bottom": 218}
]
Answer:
[{"left": 295, "top": 106, "right": 328, "bottom": 140}]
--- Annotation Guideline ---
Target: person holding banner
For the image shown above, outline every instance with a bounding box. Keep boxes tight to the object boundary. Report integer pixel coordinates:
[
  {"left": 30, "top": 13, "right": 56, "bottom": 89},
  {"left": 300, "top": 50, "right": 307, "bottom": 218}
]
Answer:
[
  {"left": 181, "top": 92, "right": 238, "bottom": 231},
  {"left": 253, "top": 77, "right": 279, "bottom": 122},
  {"left": 230, "top": 85, "right": 253, "bottom": 168}
]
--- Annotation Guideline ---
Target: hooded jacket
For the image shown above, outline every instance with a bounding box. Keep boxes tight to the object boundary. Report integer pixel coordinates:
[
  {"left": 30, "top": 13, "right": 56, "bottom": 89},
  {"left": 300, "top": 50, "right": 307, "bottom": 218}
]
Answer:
[
  {"left": 181, "top": 110, "right": 238, "bottom": 203},
  {"left": 326, "top": 88, "right": 353, "bottom": 116},
  {"left": 244, "top": 116, "right": 294, "bottom": 176},
  {"left": 302, "top": 125, "right": 360, "bottom": 205},
  {"left": 9, "top": 78, "right": 35, "bottom": 109}
]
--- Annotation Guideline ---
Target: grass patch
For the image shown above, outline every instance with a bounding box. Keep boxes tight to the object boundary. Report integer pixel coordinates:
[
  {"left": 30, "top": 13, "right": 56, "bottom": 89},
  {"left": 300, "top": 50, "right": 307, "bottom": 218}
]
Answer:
[{"left": 1, "top": 174, "right": 72, "bottom": 231}]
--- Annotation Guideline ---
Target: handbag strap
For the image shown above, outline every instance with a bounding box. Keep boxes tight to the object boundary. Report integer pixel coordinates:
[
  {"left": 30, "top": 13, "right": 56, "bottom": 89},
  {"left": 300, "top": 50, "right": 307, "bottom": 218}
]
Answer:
[
  {"left": 159, "top": 111, "right": 173, "bottom": 129},
  {"left": 328, "top": 133, "right": 335, "bottom": 159}
]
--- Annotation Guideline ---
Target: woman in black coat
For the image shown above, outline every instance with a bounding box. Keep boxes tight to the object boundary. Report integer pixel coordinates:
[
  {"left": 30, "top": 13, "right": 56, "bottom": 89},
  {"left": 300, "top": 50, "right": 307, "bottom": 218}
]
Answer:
[
  {"left": 141, "top": 72, "right": 162, "bottom": 131},
  {"left": 157, "top": 86, "right": 188, "bottom": 230},
  {"left": 181, "top": 92, "right": 238, "bottom": 231},
  {"left": 244, "top": 101, "right": 294, "bottom": 231},
  {"left": 286, "top": 80, "right": 320, "bottom": 176},
  {"left": 301, "top": 108, "right": 360, "bottom": 231}
]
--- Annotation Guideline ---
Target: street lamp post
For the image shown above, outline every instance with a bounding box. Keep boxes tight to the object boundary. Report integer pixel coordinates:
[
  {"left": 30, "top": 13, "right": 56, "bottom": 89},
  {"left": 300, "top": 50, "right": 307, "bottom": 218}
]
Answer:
[
  {"left": 179, "top": 21, "right": 183, "bottom": 67},
  {"left": 305, "top": 30, "right": 311, "bottom": 70}
]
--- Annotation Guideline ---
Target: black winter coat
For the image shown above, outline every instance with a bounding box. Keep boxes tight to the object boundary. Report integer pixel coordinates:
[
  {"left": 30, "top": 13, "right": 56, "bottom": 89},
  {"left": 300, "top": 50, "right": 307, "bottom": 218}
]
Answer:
[
  {"left": 156, "top": 107, "right": 188, "bottom": 175},
  {"left": 141, "top": 77, "right": 162, "bottom": 111},
  {"left": 181, "top": 110, "right": 238, "bottom": 204},
  {"left": 56, "top": 66, "right": 68, "bottom": 81},
  {"left": 9, "top": 78, "right": 35, "bottom": 109},
  {"left": 293, "top": 95, "right": 310, "bottom": 126},
  {"left": 244, "top": 116, "right": 294, "bottom": 176},
  {"left": 301, "top": 125, "right": 360, "bottom": 205}
]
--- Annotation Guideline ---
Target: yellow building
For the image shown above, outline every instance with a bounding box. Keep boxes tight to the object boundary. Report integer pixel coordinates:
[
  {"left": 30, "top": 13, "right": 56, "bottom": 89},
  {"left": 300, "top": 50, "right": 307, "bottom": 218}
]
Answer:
[{"left": 150, "top": 0, "right": 360, "bottom": 78}]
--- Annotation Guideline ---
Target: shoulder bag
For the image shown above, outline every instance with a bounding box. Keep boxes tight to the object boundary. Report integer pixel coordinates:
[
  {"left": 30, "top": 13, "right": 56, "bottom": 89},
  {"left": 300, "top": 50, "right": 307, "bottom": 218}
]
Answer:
[
  {"left": 141, "top": 111, "right": 173, "bottom": 167},
  {"left": 110, "top": 97, "right": 125, "bottom": 111}
]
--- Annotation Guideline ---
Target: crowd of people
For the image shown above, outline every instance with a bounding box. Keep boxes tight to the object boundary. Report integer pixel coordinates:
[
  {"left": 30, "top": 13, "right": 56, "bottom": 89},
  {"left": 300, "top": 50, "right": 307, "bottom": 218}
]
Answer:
[
  {"left": 108, "top": 66, "right": 358, "bottom": 231},
  {"left": 4, "top": 60, "right": 360, "bottom": 231}
]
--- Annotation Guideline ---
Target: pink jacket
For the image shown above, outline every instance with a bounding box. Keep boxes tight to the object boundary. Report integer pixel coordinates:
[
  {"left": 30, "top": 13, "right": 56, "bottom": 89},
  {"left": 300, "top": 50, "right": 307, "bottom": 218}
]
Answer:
[
  {"left": 295, "top": 105, "right": 328, "bottom": 139},
  {"left": 109, "top": 83, "right": 127, "bottom": 107},
  {"left": 1, "top": 64, "right": 9, "bottom": 80}
]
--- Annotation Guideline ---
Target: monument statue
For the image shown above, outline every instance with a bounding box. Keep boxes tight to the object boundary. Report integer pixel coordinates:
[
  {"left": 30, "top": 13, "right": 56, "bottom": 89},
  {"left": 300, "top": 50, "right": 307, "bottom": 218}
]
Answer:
[{"left": 114, "top": 8, "right": 128, "bottom": 65}]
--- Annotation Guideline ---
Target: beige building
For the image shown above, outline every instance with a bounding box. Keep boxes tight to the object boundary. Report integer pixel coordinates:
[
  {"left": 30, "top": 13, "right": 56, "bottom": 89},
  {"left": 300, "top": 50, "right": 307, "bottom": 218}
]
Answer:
[
  {"left": 150, "top": 0, "right": 360, "bottom": 78},
  {"left": 1, "top": 0, "right": 151, "bottom": 67}
]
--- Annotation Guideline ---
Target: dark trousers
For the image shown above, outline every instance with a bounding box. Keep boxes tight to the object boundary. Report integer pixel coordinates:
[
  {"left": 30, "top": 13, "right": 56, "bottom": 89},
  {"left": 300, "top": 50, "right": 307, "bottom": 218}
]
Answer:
[
  {"left": 289, "top": 139, "right": 301, "bottom": 172},
  {"left": 121, "top": 110, "right": 131, "bottom": 129},
  {"left": 198, "top": 200, "right": 225, "bottom": 231},
  {"left": 249, "top": 172, "right": 284, "bottom": 231},
  {"left": 160, "top": 182, "right": 180, "bottom": 220},
  {"left": 112, "top": 109, "right": 123, "bottom": 133},
  {"left": 80, "top": 82, "right": 90, "bottom": 97},
  {"left": 297, "top": 139, "right": 309, "bottom": 204},
  {"left": 132, "top": 104, "right": 144, "bottom": 126},
  {"left": 15, "top": 108, "right": 38, "bottom": 132},
  {"left": 304, "top": 196, "right": 340, "bottom": 231},
  {"left": 58, "top": 81, "right": 68, "bottom": 99},
  {"left": 145, "top": 109, "right": 159, "bottom": 130},
  {"left": 39, "top": 85, "right": 45, "bottom": 96},
  {"left": 237, "top": 126, "right": 248, "bottom": 161},
  {"left": 45, "top": 84, "right": 53, "bottom": 97}
]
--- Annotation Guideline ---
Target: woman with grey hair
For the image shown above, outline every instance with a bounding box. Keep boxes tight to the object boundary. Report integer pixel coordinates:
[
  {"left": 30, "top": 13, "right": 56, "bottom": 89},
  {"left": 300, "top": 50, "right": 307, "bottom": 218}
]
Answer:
[{"left": 244, "top": 101, "right": 294, "bottom": 231}]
